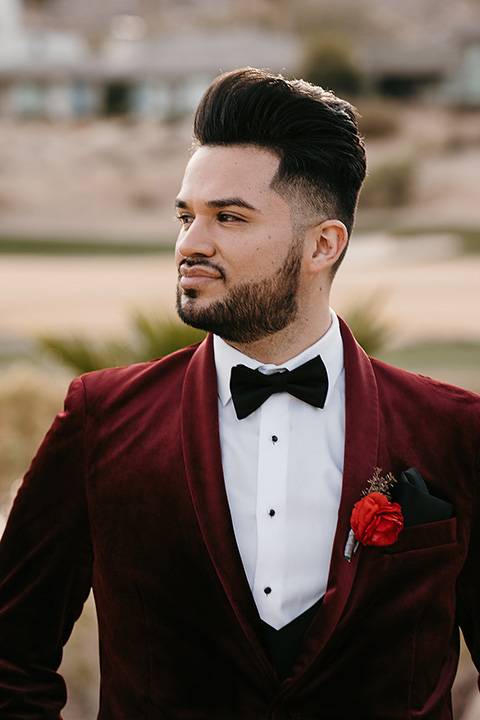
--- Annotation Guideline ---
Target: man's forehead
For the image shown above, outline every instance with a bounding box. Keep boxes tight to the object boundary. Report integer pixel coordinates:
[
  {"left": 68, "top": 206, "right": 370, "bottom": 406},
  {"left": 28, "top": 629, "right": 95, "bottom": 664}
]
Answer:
[
  {"left": 185, "top": 144, "right": 279, "bottom": 181},
  {"left": 178, "top": 144, "right": 281, "bottom": 205}
]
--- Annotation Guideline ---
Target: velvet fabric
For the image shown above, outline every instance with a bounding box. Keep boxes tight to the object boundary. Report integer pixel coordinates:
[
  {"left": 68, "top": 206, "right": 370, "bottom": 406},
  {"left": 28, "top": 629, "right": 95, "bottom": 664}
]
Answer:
[{"left": 0, "top": 319, "right": 479, "bottom": 719}]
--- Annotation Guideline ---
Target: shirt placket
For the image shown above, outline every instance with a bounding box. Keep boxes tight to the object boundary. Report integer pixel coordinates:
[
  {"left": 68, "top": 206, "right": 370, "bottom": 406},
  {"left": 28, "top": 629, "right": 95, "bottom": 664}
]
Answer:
[{"left": 252, "top": 392, "right": 290, "bottom": 629}]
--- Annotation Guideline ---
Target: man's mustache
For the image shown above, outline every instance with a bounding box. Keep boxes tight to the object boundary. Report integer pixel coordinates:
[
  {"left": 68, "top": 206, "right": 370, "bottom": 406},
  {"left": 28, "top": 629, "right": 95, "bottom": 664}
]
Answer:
[{"left": 178, "top": 258, "right": 226, "bottom": 281}]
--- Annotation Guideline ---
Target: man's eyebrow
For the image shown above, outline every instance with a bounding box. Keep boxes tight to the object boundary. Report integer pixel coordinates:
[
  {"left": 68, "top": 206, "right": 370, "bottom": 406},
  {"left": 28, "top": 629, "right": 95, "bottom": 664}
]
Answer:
[
  {"left": 174, "top": 198, "right": 188, "bottom": 209},
  {"left": 206, "top": 198, "right": 259, "bottom": 212},
  {"left": 174, "top": 197, "right": 259, "bottom": 212}
]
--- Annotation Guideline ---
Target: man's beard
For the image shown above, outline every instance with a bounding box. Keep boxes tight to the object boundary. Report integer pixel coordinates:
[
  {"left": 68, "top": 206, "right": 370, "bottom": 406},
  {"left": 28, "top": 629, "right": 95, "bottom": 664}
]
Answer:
[{"left": 176, "top": 239, "right": 303, "bottom": 344}]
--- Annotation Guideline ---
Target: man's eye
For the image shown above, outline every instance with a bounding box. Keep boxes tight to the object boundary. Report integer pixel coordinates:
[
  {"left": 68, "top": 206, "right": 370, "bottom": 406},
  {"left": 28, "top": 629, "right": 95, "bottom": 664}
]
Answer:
[
  {"left": 176, "top": 214, "right": 193, "bottom": 226},
  {"left": 218, "top": 213, "right": 244, "bottom": 223}
]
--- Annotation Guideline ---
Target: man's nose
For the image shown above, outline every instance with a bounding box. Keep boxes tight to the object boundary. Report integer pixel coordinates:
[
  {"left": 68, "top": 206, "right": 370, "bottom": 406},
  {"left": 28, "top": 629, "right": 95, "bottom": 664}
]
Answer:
[{"left": 176, "top": 218, "right": 215, "bottom": 259}]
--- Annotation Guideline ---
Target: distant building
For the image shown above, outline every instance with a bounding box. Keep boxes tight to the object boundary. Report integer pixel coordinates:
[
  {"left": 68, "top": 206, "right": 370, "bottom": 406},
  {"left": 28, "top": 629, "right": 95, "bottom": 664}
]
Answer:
[
  {"left": 1, "top": 0, "right": 479, "bottom": 118},
  {"left": 0, "top": 0, "right": 301, "bottom": 119},
  {"left": 0, "top": 0, "right": 92, "bottom": 117},
  {"left": 97, "top": 26, "right": 301, "bottom": 118},
  {"left": 361, "top": 27, "right": 480, "bottom": 106}
]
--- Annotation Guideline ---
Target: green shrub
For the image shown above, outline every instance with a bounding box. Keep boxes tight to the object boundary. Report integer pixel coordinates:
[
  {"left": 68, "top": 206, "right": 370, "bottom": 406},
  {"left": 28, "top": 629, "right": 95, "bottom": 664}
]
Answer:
[
  {"left": 38, "top": 313, "right": 206, "bottom": 375},
  {"left": 40, "top": 337, "right": 132, "bottom": 375},
  {"left": 343, "top": 294, "right": 391, "bottom": 357},
  {"left": 130, "top": 311, "right": 206, "bottom": 359}
]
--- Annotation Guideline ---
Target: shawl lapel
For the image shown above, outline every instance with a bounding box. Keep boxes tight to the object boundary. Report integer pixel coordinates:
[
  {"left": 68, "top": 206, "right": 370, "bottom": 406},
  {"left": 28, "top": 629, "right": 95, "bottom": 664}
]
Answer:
[
  {"left": 181, "top": 335, "right": 274, "bottom": 680},
  {"left": 283, "top": 318, "right": 381, "bottom": 689}
]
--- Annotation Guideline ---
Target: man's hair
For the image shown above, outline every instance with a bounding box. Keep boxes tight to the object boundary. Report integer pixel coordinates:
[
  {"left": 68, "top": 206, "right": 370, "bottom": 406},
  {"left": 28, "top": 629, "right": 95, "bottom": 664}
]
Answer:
[{"left": 193, "top": 67, "right": 367, "bottom": 268}]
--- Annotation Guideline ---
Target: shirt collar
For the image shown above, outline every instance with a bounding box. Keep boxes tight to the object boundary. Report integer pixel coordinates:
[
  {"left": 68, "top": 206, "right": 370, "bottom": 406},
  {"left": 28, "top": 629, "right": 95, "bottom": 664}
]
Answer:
[{"left": 213, "top": 309, "right": 344, "bottom": 409}]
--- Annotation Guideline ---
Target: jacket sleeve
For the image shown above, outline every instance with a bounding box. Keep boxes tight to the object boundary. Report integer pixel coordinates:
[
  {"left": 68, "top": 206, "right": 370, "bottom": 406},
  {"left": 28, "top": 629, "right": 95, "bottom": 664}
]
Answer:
[
  {"left": 456, "top": 437, "right": 480, "bottom": 690},
  {"left": 0, "top": 377, "right": 93, "bottom": 718}
]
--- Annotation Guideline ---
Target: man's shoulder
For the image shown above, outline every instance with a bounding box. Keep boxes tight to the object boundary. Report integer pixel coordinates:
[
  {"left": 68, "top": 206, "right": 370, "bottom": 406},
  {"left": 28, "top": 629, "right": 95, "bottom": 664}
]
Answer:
[
  {"left": 370, "top": 355, "right": 480, "bottom": 413},
  {"left": 340, "top": 317, "right": 480, "bottom": 410}
]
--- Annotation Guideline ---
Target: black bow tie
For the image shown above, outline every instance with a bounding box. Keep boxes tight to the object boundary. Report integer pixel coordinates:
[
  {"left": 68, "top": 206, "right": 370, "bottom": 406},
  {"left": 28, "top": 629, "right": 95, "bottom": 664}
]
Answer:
[{"left": 230, "top": 355, "right": 329, "bottom": 420}]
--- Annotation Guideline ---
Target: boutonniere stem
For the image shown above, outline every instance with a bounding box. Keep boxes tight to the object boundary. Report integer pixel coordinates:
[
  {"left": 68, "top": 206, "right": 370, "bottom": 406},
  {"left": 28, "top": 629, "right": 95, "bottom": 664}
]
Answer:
[
  {"left": 343, "top": 529, "right": 359, "bottom": 561},
  {"left": 344, "top": 468, "right": 404, "bottom": 562}
]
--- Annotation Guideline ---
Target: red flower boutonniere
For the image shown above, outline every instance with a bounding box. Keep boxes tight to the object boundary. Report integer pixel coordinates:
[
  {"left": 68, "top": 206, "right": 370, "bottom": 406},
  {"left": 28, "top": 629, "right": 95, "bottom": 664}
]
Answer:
[{"left": 344, "top": 468, "right": 404, "bottom": 562}]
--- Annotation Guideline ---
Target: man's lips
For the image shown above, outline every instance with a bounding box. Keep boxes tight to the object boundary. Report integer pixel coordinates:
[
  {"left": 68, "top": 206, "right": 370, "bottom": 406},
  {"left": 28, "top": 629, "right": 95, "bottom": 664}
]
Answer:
[{"left": 178, "top": 263, "right": 223, "bottom": 289}]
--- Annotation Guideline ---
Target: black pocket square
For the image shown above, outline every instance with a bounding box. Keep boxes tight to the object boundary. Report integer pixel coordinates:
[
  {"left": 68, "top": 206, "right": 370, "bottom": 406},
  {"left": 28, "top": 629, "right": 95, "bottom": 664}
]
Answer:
[{"left": 393, "top": 467, "right": 454, "bottom": 528}]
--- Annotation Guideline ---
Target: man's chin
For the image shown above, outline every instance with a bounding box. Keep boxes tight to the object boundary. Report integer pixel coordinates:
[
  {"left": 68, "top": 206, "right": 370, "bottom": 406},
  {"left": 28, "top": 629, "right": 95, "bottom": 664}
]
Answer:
[
  {"left": 176, "top": 300, "right": 206, "bottom": 332},
  {"left": 177, "top": 288, "right": 217, "bottom": 317}
]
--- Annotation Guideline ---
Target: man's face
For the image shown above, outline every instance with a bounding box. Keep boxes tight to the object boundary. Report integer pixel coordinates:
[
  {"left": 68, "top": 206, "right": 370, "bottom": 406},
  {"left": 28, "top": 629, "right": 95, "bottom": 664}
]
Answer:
[{"left": 174, "top": 145, "right": 307, "bottom": 344}]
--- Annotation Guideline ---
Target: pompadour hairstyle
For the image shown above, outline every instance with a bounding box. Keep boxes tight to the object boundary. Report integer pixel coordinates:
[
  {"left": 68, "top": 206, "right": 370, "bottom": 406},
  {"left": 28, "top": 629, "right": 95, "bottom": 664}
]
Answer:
[{"left": 193, "top": 67, "right": 367, "bottom": 250}]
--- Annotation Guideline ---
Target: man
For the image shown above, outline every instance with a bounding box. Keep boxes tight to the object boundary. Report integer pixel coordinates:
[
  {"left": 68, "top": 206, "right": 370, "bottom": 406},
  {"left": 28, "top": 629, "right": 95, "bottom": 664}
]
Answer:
[{"left": 0, "top": 67, "right": 479, "bottom": 719}]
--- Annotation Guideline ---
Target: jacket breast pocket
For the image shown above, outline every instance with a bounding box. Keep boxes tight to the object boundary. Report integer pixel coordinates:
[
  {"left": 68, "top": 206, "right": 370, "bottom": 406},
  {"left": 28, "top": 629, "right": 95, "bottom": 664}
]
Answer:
[{"left": 385, "top": 517, "right": 457, "bottom": 554}]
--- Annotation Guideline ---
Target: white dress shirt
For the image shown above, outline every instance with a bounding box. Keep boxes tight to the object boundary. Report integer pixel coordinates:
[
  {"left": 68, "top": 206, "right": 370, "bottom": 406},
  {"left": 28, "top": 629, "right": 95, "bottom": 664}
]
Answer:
[{"left": 213, "top": 310, "right": 345, "bottom": 630}]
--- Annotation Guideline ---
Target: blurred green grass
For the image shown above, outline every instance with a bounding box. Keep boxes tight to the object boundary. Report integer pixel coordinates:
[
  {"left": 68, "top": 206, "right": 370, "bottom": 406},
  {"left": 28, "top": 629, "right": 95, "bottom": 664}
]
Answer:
[{"left": 0, "top": 236, "right": 174, "bottom": 255}]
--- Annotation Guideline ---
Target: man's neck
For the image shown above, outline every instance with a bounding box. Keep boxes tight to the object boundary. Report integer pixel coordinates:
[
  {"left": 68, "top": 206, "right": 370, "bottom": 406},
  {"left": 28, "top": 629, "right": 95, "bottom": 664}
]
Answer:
[{"left": 224, "top": 311, "right": 333, "bottom": 365}]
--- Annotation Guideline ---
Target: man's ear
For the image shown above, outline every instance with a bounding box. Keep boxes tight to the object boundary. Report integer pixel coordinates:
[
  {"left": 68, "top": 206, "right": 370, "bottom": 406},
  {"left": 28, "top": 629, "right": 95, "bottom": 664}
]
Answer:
[{"left": 307, "top": 220, "right": 349, "bottom": 274}]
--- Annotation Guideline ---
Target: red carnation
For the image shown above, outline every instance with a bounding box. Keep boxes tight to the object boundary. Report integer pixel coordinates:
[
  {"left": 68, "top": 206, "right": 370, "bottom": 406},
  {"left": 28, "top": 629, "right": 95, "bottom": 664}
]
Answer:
[{"left": 351, "top": 491, "right": 403, "bottom": 547}]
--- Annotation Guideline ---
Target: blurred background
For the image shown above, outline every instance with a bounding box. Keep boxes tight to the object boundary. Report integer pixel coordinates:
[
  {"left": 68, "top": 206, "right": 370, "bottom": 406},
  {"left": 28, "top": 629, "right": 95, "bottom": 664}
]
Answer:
[{"left": 1, "top": 0, "right": 480, "bottom": 717}]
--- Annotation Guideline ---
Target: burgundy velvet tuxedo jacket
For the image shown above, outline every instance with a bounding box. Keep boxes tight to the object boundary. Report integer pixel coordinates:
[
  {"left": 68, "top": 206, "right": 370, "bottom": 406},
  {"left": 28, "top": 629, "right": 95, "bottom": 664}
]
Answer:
[{"left": 1, "top": 319, "right": 480, "bottom": 719}]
